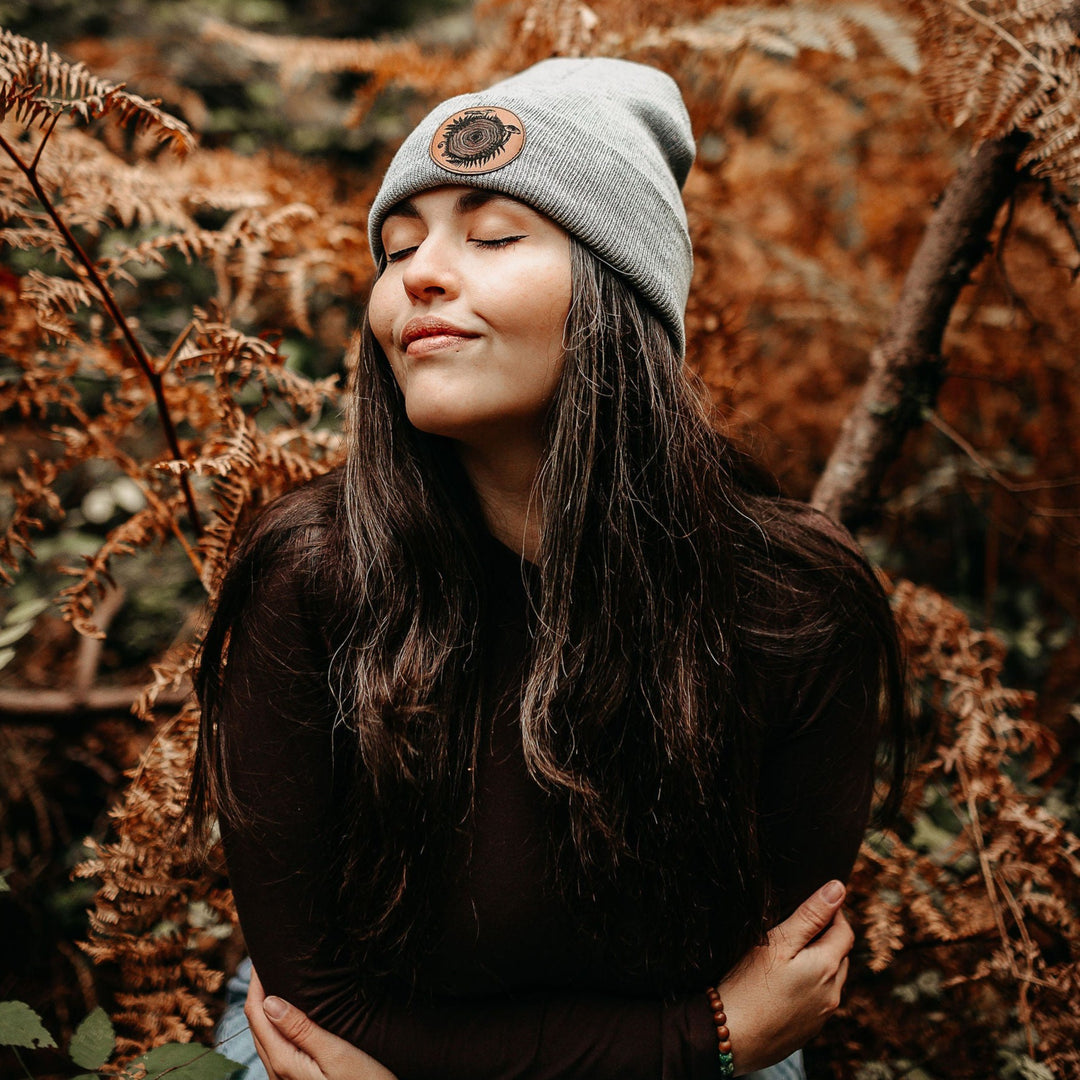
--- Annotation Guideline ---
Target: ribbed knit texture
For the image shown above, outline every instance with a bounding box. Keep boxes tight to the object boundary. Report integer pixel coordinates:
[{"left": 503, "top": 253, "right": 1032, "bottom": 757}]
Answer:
[{"left": 368, "top": 58, "right": 695, "bottom": 355}]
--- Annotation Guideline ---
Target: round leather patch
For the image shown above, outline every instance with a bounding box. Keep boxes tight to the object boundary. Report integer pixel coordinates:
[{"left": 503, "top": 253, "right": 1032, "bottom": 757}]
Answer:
[{"left": 429, "top": 107, "right": 525, "bottom": 175}]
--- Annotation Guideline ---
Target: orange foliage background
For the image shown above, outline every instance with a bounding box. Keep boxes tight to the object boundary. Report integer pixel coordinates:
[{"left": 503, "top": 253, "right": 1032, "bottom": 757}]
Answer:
[{"left": 2, "top": 1, "right": 1080, "bottom": 1077}]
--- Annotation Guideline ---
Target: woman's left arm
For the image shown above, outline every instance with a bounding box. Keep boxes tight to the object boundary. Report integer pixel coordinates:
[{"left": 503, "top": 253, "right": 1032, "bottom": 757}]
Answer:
[
  {"left": 756, "top": 637, "right": 883, "bottom": 919},
  {"left": 245, "top": 881, "right": 856, "bottom": 1080}
]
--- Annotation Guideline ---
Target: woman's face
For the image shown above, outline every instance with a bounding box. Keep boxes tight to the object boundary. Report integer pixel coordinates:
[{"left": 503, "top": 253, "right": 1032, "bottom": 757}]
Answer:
[{"left": 368, "top": 186, "right": 572, "bottom": 448}]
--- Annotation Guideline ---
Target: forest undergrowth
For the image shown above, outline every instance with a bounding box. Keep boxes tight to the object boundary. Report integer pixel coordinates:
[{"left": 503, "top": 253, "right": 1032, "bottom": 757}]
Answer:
[{"left": 1, "top": 1, "right": 1080, "bottom": 1078}]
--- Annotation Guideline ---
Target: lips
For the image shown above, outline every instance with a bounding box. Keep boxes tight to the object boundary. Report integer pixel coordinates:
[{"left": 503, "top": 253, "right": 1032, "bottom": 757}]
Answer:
[{"left": 401, "top": 316, "right": 479, "bottom": 353}]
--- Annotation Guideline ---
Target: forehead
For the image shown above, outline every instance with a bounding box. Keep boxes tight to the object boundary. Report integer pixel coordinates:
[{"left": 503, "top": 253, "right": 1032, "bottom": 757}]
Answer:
[{"left": 382, "top": 186, "right": 536, "bottom": 224}]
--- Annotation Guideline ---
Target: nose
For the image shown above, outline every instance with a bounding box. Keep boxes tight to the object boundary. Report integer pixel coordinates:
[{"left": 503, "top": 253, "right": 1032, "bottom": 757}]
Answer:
[{"left": 401, "top": 232, "right": 459, "bottom": 302}]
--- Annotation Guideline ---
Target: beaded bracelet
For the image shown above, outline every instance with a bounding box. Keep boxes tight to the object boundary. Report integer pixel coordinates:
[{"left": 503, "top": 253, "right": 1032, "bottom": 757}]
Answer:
[{"left": 705, "top": 986, "right": 735, "bottom": 1078}]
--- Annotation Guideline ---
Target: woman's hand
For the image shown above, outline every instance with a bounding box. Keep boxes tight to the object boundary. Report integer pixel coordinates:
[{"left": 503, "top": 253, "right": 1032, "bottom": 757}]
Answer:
[
  {"left": 245, "top": 966, "right": 399, "bottom": 1080},
  {"left": 718, "top": 879, "right": 854, "bottom": 1075}
]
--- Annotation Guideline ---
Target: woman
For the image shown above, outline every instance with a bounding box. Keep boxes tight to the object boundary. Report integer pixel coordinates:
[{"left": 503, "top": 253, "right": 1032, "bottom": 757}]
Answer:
[{"left": 192, "top": 57, "right": 906, "bottom": 1080}]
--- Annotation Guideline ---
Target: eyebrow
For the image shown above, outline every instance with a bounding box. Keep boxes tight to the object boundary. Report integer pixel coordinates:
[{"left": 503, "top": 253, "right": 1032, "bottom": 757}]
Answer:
[{"left": 383, "top": 190, "right": 516, "bottom": 224}]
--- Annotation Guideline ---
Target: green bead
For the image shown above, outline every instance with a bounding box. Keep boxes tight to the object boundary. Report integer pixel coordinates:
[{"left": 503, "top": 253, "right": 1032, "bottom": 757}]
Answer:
[{"left": 717, "top": 1050, "right": 735, "bottom": 1078}]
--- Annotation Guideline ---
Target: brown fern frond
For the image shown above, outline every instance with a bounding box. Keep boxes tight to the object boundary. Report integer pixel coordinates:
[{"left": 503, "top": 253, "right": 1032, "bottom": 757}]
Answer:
[
  {"left": 0, "top": 453, "right": 63, "bottom": 583},
  {"left": 513, "top": 0, "right": 603, "bottom": 59},
  {"left": 861, "top": 879, "right": 907, "bottom": 971},
  {"left": 57, "top": 504, "right": 174, "bottom": 638},
  {"left": 839, "top": 578, "right": 1080, "bottom": 1065},
  {"left": 180, "top": 317, "right": 341, "bottom": 416},
  {"left": 198, "top": 16, "right": 461, "bottom": 97},
  {"left": 908, "top": 0, "right": 1080, "bottom": 186},
  {"left": 22, "top": 266, "right": 95, "bottom": 315},
  {"left": 0, "top": 29, "right": 195, "bottom": 154},
  {"left": 77, "top": 701, "right": 237, "bottom": 1051},
  {"left": 0, "top": 224, "right": 84, "bottom": 274},
  {"left": 0, "top": 347, "right": 80, "bottom": 419},
  {"left": 97, "top": 223, "right": 245, "bottom": 285},
  {"left": 623, "top": 3, "right": 920, "bottom": 72},
  {"left": 164, "top": 411, "right": 258, "bottom": 479},
  {"left": 195, "top": 473, "right": 252, "bottom": 595},
  {"left": 187, "top": 409, "right": 342, "bottom": 590},
  {"left": 134, "top": 645, "right": 197, "bottom": 722}
]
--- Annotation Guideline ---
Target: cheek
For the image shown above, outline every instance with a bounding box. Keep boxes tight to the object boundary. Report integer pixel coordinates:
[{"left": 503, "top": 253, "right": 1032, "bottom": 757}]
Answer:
[
  {"left": 367, "top": 274, "right": 395, "bottom": 355},
  {"left": 366, "top": 275, "right": 406, "bottom": 386},
  {"left": 499, "top": 258, "right": 572, "bottom": 359}
]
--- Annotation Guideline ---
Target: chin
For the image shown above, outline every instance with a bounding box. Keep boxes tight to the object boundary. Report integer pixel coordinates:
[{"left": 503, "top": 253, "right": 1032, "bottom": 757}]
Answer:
[{"left": 403, "top": 404, "right": 478, "bottom": 440}]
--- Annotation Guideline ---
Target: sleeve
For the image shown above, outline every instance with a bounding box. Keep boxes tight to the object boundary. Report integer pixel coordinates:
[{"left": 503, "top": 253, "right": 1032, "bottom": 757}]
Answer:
[
  {"left": 756, "top": 629, "right": 882, "bottom": 920},
  {"left": 339, "top": 993, "right": 719, "bottom": 1080},
  {"left": 217, "top": 555, "right": 722, "bottom": 1080},
  {"left": 217, "top": 549, "right": 366, "bottom": 1021}
]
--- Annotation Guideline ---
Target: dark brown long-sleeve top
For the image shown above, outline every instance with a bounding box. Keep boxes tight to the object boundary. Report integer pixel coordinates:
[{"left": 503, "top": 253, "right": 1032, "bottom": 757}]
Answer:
[{"left": 219, "top": 524, "right": 880, "bottom": 1080}]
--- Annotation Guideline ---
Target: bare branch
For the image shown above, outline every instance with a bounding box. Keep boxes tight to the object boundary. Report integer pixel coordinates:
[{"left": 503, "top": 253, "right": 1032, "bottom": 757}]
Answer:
[
  {"left": 811, "top": 133, "right": 1028, "bottom": 528},
  {"left": 0, "top": 683, "right": 191, "bottom": 721}
]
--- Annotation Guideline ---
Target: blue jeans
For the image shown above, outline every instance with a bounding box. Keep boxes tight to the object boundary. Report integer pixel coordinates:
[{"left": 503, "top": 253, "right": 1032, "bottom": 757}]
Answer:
[{"left": 216, "top": 958, "right": 807, "bottom": 1080}]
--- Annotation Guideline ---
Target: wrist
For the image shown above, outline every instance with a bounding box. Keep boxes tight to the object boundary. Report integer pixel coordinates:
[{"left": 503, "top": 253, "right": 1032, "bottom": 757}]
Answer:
[
  {"left": 712, "top": 978, "right": 767, "bottom": 1077},
  {"left": 705, "top": 986, "right": 735, "bottom": 1078}
]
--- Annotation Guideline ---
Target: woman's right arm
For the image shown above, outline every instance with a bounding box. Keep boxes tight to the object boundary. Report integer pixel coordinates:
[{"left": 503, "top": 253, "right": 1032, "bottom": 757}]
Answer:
[{"left": 718, "top": 882, "right": 854, "bottom": 1073}]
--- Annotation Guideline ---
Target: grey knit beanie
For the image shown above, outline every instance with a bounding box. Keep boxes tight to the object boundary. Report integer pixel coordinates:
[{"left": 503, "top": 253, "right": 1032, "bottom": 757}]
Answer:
[{"left": 368, "top": 57, "right": 695, "bottom": 354}]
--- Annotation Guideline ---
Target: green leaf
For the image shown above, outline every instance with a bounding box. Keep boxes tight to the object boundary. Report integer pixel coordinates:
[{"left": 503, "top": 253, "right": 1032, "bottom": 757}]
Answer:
[
  {"left": 910, "top": 812, "right": 957, "bottom": 857},
  {"left": 128, "top": 1043, "right": 240, "bottom": 1080},
  {"left": 4, "top": 598, "right": 48, "bottom": 624},
  {"left": 0, "top": 621, "right": 32, "bottom": 648},
  {"left": 69, "top": 1007, "right": 115, "bottom": 1070},
  {"left": 0, "top": 1001, "right": 57, "bottom": 1049}
]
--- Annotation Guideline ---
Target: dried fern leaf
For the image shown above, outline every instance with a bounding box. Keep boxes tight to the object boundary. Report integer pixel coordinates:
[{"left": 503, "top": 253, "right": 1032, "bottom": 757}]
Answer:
[
  {"left": 198, "top": 16, "right": 467, "bottom": 114},
  {"left": 908, "top": 0, "right": 1080, "bottom": 186},
  {"left": 0, "top": 29, "right": 195, "bottom": 154},
  {"left": 77, "top": 703, "right": 236, "bottom": 1052},
  {"left": 627, "top": 3, "right": 919, "bottom": 71}
]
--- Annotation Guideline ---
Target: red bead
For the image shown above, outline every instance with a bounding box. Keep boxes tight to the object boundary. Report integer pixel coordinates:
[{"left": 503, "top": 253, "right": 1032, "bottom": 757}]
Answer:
[
  {"left": 718, "top": 1040, "right": 733, "bottom": 1054},
  {"left": 712, "top": 1012, "right": 726, "bottom": 1025},
  {"left": 716, "top": 1026, "right": 730, "bottom": 1040}
]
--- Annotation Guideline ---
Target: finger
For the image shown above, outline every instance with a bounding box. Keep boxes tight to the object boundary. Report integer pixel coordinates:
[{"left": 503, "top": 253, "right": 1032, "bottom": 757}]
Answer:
[
  {"left": 262, "top": 997, "right": 398, "bottom": 1080},
  {"left": 248, "top": 966, "right": 266, "bottom": 1010},
  {"left": 246, "top": 969, "right": 284, "bottom": 1078},
  {"left": 770, "top": 880, "right": 846, "bottom": 956},
  {"left": 836, "top": 910, "right": 855, "bottom": 955},
  {"left": 245, "top": 968, "right": 273, "bottom": 1076},
  {"left": 247, "top": 986, "right": 324, "bottom": 1080},
  {"left": 251, "top": 1027, "right": 285, "bottom": 1080},
  {"left": 824, "top": 954, "right": 849, "bottom": 1016},
  {"left": 812, "top": 909, "right": 855, "bottom": 955},
  {"left": 804, "top": 909, "right": 855, "bottom": 971},
  {"left": 262, "top": 996, "right": 326, "bottom": 1057}
]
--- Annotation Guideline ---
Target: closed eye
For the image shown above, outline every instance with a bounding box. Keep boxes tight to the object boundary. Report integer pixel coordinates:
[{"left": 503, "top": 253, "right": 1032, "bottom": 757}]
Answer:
[
  {"left": 472, "top": 235, "right": 527, "bottom": 249},
  {"left": 386, "top": 246, "right": 418, "bottom": 263}
]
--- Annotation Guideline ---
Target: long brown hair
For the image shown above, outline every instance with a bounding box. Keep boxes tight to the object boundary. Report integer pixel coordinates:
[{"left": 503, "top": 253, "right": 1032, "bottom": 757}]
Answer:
[{"left": 192, "top": 237, "right": 907, "bottom": 995}]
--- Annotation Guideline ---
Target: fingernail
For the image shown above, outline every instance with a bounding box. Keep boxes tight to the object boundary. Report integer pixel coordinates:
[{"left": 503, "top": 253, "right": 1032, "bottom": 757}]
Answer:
[
  {"left": 264, "top": 996, "right": 288, "bottom": 1020},
  {"left": 822, "top": 880, "right": 845, "bottom": 903}
]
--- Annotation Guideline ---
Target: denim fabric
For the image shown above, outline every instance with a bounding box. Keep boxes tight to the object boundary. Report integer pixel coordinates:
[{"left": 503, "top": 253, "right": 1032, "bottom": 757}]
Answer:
[
  {"left": 215, "top": 958, "right": 807, "bottom": 1080},
  {"left": 217, "top": 958, "right": 266, "bottom": 1080},
  {"left": 747, "top": 1049, "right": 806, "bottom": 1080}
]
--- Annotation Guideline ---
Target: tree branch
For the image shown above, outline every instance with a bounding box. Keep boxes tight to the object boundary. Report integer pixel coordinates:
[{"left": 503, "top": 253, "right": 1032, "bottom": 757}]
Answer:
[
  {"left": 0, "top": 682, "right": 191, "bottom": 722},
  {"left": 811, "top": 133, "right": 1028, "bottom": 529}
]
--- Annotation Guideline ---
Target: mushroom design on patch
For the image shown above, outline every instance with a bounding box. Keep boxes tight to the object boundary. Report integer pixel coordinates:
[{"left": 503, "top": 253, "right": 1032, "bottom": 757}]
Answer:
[{"left": 430, "top": 107, "right": 526, "bottom": 175}]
